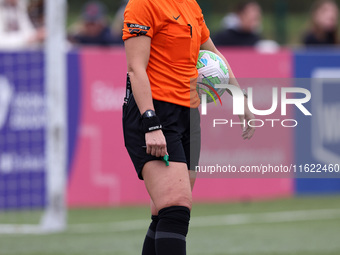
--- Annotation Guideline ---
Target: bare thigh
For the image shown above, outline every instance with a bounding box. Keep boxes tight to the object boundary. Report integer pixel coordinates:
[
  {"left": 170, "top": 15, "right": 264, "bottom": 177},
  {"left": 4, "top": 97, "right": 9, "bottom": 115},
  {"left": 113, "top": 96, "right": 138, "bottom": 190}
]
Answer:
[
  {"left": 143, "top": 161, "right": 193, "bottom": 214},
  {"left": 147, "top": 167, "right": 197, "bottom": 215}
]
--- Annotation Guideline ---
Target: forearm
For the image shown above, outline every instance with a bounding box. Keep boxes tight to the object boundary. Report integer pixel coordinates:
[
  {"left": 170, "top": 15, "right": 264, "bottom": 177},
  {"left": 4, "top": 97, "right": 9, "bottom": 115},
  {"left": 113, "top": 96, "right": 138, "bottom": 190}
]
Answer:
[
  {"left": 213, "top": 49, "right": 245, "bottom": 100},
  {"left": 200, "top": 38, "right": 250, "bottom": 110},
  {"left": 124, "top": 36, "right": 167, "bottom": 155},
  {"left": 129, "top": 68, "right": 154, "bottom": 115},
  {"left": 200, "top": 38, "right": 242, "bottom": 98},
  {"left": 125, "top": 36, "right": 154, "bottom": 115},
  {"left": 212, "top": 49, "right": 240, "bottom": 89},
  {"left": 200, "top": 39, "right": 255, "bottom": 138}
]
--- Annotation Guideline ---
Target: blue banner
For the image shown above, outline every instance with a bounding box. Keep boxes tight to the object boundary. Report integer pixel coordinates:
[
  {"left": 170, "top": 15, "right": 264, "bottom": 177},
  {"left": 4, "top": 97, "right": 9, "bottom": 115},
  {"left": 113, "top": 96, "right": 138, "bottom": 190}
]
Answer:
[
  {"left": 0, "top": 51, "right": 46, "bottom": 209},
  {"left": 294, "top": 49, "right": 340, "bottom": 194},
  {"left": 0, "top": 51, "right": 81, "bottom": 210}
]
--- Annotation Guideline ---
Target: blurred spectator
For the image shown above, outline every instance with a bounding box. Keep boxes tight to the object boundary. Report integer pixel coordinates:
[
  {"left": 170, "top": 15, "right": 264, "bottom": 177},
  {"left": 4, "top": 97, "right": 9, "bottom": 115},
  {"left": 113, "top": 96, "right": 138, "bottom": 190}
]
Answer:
[
  {"left": 303, "top": 0, "right": 339, "bottom": 46},
  {"left": 213, "top": 1, "right": 262, "bottom": 46},
  {"left": 28, "top": 0, "right": 44, "bottom": 29},
  {"left": 68, "top": 1, "right": 120, "bottom": 47},
  {"left": 220, "top": 13, "right": 241, "bottom": 30},
  {"left": 111, "top": 0, "right": 127, "bottom": 44},
  {"left": 0, "top": 0, "right": 43, "bottom": 49}
]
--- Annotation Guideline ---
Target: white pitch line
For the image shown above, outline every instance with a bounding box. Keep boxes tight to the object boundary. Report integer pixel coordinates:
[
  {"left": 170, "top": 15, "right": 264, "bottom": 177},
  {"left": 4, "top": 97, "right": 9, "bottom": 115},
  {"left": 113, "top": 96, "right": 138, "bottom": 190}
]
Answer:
[
  {"left": 66, "top": 208, "right": 340, "bottom": 234},
  {"left": 191, "top": 208, "right": 340, "bottom": 227},
  {"left": 1, "top": 208, "right": 340, "bottom": 235},
  {"left": 0, "top": 224, "right": 43, "bottom": 234}
]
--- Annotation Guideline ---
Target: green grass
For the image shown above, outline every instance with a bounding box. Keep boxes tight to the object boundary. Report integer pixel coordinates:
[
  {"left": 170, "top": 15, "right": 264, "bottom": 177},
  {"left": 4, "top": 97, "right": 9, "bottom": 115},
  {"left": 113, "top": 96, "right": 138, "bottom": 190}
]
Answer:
[{"left": 1, "top": 196, "right": 340, "bottom": 255}]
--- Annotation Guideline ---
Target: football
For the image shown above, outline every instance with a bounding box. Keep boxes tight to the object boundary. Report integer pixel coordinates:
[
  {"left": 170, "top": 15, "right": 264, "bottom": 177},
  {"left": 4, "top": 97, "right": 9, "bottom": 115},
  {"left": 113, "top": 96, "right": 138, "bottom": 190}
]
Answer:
[{"left": 196, "top": 50, "right": 229, "bottom": 104}]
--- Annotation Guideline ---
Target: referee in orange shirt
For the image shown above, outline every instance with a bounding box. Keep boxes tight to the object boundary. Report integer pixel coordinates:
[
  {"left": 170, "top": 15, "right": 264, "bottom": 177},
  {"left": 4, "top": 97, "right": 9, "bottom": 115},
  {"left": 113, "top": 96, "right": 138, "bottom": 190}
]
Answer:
[{"left": 122, "top": 0, "right": 255, "bottom": 254}]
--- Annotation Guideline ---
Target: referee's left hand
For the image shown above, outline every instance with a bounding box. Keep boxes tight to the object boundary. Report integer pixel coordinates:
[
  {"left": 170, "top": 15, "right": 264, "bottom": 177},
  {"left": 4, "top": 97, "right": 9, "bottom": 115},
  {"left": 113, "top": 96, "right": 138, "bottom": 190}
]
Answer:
[
  {"left": 239, "top": 107, "right": 256, "bottom": 140},
  {"left": 145, "top": 130, "right": 168, "bottom": 157}
]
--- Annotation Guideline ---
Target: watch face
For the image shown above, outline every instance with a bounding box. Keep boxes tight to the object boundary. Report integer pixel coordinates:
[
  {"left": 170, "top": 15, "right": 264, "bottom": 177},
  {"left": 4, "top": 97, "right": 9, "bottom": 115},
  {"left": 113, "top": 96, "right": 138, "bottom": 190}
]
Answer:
[
  {"left": 147, "top": 111, "right": 153, "bottom": 117},
  {"left": 143, "top": 110, "right": 156, "bottom": 119}
]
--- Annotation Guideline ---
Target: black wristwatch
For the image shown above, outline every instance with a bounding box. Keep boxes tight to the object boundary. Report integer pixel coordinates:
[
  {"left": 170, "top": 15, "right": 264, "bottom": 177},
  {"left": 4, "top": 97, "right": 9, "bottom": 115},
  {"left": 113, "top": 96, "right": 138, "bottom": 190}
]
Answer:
[{"left": 142, "top": 109, "right": 157, "bottom": 119}]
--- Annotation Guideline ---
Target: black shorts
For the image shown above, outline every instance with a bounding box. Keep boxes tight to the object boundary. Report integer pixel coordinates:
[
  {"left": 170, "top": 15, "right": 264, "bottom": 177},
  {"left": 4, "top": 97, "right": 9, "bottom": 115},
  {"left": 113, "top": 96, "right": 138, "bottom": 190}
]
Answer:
[{"left": 122, "top": 94, "right": 201, "bottom": 180}]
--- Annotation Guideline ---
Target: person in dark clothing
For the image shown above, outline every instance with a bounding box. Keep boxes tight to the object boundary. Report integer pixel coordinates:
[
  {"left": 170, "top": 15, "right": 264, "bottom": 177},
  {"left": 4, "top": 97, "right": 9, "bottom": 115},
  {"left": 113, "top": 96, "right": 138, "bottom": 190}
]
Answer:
[
  {"left": 72, "top": 24, "right": 117, "bottom": 46},
  {"left": 214, "top": 27, "right": 261, "bottom": 46},
  {"left": 213, "top": 1, "right": 262, "bottom": 46},
  {"left": 303, "top": 0, "right": 339, "bottom": 46},
  {"left": 69, "top": 1, "right": 120, "bottom": 46}
]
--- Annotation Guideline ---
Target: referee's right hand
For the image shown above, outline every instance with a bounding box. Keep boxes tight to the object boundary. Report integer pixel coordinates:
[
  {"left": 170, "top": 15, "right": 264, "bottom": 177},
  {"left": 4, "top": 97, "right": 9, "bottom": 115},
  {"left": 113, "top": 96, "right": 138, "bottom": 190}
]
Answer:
[{"left": 145, "top": 130, "right": 168, "bottom": 158}]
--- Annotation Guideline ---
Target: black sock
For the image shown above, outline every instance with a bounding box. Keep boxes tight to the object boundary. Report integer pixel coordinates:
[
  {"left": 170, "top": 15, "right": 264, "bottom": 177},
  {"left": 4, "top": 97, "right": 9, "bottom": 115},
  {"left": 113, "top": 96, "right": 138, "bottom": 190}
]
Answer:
[
  {"left": 142, "top": 215, "right": 159, "bottom": 255},
  {"left": 155, "top": 206, "right": 190, "bottom": 255}
]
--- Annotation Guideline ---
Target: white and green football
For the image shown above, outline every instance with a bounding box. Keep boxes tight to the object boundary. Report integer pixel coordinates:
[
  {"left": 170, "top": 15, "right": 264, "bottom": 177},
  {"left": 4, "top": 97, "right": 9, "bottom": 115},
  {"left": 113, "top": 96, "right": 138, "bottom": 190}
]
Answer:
[{"left": 196, "top": 50, "right": 229, "bottom": 104}]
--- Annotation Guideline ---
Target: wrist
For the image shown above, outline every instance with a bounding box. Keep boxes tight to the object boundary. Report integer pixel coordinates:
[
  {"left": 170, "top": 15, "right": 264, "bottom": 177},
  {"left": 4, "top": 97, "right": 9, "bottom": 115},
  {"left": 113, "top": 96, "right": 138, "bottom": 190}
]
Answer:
[
  {"left": 141, "top": 110, "right": 162, "bottom": 133},
  {"left": 242, "top": 89, "right": 248, "bottom": 99}
]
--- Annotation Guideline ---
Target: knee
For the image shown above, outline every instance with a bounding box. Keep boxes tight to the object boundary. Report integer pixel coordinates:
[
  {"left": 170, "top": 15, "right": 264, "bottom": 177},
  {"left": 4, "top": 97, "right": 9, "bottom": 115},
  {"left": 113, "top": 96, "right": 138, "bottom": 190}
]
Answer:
[
  {"left": 157, "top": 205, "right": 191, "bottom": 236},
  {"left": 161, "top": 194, "right": 192, "bottom": 211}
]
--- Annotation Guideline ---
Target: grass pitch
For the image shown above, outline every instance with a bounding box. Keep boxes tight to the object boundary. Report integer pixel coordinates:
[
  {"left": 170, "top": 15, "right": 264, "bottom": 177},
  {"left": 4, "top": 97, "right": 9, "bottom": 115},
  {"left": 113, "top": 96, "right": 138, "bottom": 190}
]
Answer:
[{"left": 1, "top": 196, "right": 340, "bottom": 255}]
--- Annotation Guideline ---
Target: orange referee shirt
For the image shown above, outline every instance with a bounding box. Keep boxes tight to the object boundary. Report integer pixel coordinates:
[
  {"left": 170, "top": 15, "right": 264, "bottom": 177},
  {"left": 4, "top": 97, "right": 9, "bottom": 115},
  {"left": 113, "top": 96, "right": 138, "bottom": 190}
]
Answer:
[{"left": 123, "top": 0, "right": 210, "bottom": 108}]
